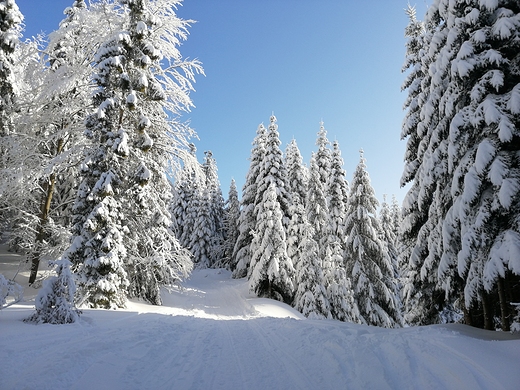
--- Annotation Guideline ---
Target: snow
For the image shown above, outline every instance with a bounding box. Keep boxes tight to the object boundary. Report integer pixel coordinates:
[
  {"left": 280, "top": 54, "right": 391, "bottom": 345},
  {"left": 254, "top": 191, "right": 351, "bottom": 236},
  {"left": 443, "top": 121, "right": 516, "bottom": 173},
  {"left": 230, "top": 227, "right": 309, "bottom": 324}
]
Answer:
[{"left": 1, "top": 245, "right": 520, "bottom": 390}]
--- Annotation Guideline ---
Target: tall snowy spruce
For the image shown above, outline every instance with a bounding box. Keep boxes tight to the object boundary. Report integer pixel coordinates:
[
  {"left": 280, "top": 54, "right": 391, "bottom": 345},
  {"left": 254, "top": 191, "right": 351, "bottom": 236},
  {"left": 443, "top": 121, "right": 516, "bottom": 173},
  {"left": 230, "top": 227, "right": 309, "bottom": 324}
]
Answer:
[
  {"left": 0, "top": 0, "right": 21, "bottom": 141},
  {"left": 436, "top": 0, "right": 520, "bottom": 331},
  {"left": 401, "top": 1, "right": 520, "bottom": 330},
  {"left": 217, "top": 179, "right": 240, "bottom": 270},
  {"left": 285, "top": 139, "right": 308, "bottom": 208},
  {"left": 65, "top": 0, "right": 200, "bottom": 307},
  {"left": 345, "top": 151, "right": 402, "bottom": 327},
  {"left": 0, "top": 0, "right": 22, "bottom": 231},
  {"left": 249, "top": 183, "right": 294, "bottom": 303},
  {"left": 252, "top": 115, "right": 291, "bottom": 231},
  {"left": 232, "top": 123, "right": 268, "bottom": 277},
  {"left": 288, "top": 194, "right": 332, "bottom": 319},
  {"left": 399, "top": 2, "right": 460, "bottom": 325}
]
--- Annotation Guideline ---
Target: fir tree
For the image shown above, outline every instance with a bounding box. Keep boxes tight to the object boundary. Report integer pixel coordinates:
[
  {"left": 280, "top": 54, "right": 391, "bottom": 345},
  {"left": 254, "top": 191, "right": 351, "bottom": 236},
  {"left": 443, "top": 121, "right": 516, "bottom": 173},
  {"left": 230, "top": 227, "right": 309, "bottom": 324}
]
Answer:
[
  {"left": 287, "top": 193, "right": 331, "bottom": 318},
  {"left": 232, "top": 123, "right": 268, "bottom": 278},
  {"left": 0, "top": 0, "right": 23, "bottom": 233},
  {"left": 285, "top": 139, "right": 308, "bottom": 207},
  {"left": 345, "top": 151, "right": 402, "bottom": 327},
  {"left": 249, "top": 183, "right": 294, "bottom": 303},
  {"left": 306, "top": 153, "right": 330, "bottom": 261},
  {"left": 400, "top": 2, "right": 459, "bottom": 325},
  {"left": 436, "top": 0, "right": 520, "bottom": 331},
  {"left": 253, "top": 114, "right": 291, "bottom": 229},
  {"left": 217, "top": 179, "right": 240, "bottom": 270},
  {"left": 25, "top": 259, "right": 81, "bottom": 324},
  {"left": 66, "top": 0, "right": 200, "bottom": 307}
]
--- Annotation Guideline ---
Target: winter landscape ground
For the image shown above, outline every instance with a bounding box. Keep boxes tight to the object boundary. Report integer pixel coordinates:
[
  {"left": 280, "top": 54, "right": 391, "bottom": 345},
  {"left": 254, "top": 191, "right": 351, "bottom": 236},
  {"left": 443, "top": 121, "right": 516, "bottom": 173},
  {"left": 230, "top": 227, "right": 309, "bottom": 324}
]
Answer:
[{"left": 1, "top": 244, "right": 519, "bottom": 390}]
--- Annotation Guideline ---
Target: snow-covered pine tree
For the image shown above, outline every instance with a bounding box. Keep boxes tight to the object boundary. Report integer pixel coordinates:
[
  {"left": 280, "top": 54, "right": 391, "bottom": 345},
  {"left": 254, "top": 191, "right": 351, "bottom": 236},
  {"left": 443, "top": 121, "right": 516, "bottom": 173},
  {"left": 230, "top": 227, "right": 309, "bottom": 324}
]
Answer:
[
  {"left": 232, "top": 123, "right": 268, "bottom": 278},
  {"left": 390, "top": 195, "right": 402, "bottom": 242},
  {"left": 0, "top": 0, "right": 23, "bottom": 232},
  {"left": 323, "top": 240, "right": 359, "bottom": 323},
  {"left": 66, "top": 0, "right": 200, "bottom": 307},
  {"left": 25, "top": 259, "right": 81, "bottom": 324},
  {"left": 345, "top": 151, "right": 402, "bottom": 328},
  {"left": 436, "top": 0, "right": 520, "bottom": 331},
  {"left": 170, "top": 145, "right": 203, "bottom": 249},
  {"left": 399, "top": 2, "right": 461, "bottom": 326},
  {"left": 0, "top": 0, "right": 21, "bottom": 141},
  {"left": 285, "top": 138, "right": 308, "bottom": 208},
  {"left": 306, "top": 153, "right": 330, "bottom": 262},
  {"left": 249, "top": 183, "right": 294, "bottom": 303},
  {"left": 327, "top": 140, "right": 349, "bottom": 250},
  {"left": 379, "top": 194, "right": 401, "bottom": 308},
  {"left": 289, "top": 194, "right": 332, "bottom": 319},
  {"left": 202, "top": 150, "right": 225, "bottom": 266},
  {"left": 114, "top": 0, "right": 197, "bottom": 305},
  {"left": 252, "top": 114, "right": 291, "bottom": 231},
  {"left": 217, "top": 179, "right": 240, "bottom": 270},
  {"left": 322, "top": 139, "right": 358, "bottom": 322},
  {"left": 315, "top": 121, "right": 332, "bottom": 188}
]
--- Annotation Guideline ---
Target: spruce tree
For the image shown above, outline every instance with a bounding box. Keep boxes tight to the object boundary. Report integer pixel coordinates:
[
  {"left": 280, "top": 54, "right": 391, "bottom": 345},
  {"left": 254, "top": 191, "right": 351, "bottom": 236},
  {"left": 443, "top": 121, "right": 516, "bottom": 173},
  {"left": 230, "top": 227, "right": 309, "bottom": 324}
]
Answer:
[
  {"left": 218, "top": 179, "right": 240, "bottom": 270},
  {"left": 249, "top": 183, "right": 294, "bottom": 303},
  {"left": 232, "top": 123, "right": 268, "bottom": 278},
  {"left": 400, "top": 2, "right": 459, "bottom": 325},
  {"left": 285, "top": 139, "right": 308, "bottom": 207},
  {"left": 0, "top": 0, "right": 22, "bottom": 233},
  {"left": 436, "top": 0, "right": 520, "bottom": 331},
  {"left": 252, "top": 114, "right": 291, "bottom": 229},
  {"left": 287, "top": 193, "right": 331, "bottom": 318},
  {"left": 65, "top": 0, "right": 199, "bottom": 307},
  {"left": 306, "top": 153, "right": 330, "bottom": 262},
  {"left": 345, "top": 151, "right": 402, "bottom": 327},
  {"left": 25, "top": 259, "right": 81, "bottom": 324}
]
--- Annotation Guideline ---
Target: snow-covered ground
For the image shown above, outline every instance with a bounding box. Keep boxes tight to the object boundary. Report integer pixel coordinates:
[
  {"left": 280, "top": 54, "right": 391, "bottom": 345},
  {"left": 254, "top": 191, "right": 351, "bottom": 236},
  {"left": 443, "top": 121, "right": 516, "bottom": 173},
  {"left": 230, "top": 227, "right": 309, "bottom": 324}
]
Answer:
[{"left": 1, "top": 245, "right": 519, "bottom": 390}]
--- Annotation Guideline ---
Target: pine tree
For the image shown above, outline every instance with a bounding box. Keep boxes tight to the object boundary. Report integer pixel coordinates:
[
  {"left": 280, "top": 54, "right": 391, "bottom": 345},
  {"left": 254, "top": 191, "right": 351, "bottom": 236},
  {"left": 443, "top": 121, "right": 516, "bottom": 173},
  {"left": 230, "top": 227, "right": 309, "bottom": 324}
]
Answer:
[
  {"left": 217, "top": 179, "right": 240, "bottom": 270},
  {"left": 306, "top": 153, "right": 330, "bottom": 261},
  {"left": 436, "top": 0, "right": 520, "bottom": 331},
  {"left": 401, "top": 0, "right": 520, "bottom": 330},
  {"left": 345, "top": 151, "right": 402, "bottom": 327},
  {"left": 327, "top": 140, "right": 349, "bottom": 249},
  {"left": 0, "top": 0, "right": 22, "bottom": 140},
  {"left": 25, "top": 259, "right": 81, "bottom": 324},
  {"left": 66, "top": 0, "right": 200, "bottom": 307},
  {"left": 285, "top": 139, "right": 308, "bottom": 207},
  {"left": 0, "top": 0, "right": 23, "bottom": 233},
  {"left": 202, "top": 150, "right": 225, "bottom": 266},
  {"left": 249, "top": 183, "right": 294, "bottom": 303},
  {"left": 399, "top": 2, "right": 460, "bottom": 325},
  {"left": 232, "top": 123, "right": 268, "bottom": 278},
  {"left": 315, "top": 121, "right": 332, "bottom": 188},
  {"left": 253, "top": 114, "right": 291, "bottom": 230},
  {"left": 287, "top": 193, "right": 331, "bottom": 318}
]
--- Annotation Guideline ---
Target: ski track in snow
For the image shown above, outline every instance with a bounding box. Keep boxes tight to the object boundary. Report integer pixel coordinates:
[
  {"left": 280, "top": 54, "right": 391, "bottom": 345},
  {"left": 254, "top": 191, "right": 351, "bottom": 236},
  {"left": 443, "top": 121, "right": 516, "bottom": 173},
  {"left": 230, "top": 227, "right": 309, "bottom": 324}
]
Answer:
[{"left": 1, "top": 253, "right": 520, "bottom": 390}]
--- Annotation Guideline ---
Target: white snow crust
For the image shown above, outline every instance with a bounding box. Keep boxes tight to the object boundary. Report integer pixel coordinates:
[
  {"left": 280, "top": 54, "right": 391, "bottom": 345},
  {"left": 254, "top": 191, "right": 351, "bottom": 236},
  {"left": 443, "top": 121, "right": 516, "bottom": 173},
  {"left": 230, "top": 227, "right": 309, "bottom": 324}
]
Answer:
[{"left": 0, "top": 245, "right": 519, "bottom": 390}]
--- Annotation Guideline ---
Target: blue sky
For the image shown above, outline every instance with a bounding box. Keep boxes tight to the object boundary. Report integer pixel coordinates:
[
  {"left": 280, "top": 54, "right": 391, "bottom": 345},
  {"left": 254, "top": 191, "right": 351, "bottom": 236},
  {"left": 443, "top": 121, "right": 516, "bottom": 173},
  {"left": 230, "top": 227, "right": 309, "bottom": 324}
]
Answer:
[{"left": 17, "top": 0, "right": 429, "bottom": 204}]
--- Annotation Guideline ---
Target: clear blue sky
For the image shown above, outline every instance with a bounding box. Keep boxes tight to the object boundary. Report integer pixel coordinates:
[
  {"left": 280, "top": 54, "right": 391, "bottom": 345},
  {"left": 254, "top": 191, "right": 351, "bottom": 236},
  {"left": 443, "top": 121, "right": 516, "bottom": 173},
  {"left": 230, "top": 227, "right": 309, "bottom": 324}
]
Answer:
[{"left": 17, "top": 0, "right": 429, "bottom": 204}]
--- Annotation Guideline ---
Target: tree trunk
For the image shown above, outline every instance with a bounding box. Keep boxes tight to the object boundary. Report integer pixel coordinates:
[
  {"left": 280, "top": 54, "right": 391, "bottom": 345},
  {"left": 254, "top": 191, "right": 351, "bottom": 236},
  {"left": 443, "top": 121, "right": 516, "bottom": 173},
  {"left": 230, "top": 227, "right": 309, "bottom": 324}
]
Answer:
[
  {"left": 497, "top": 277, "right": 510, "bottom": 332},
  {"left": 481, "top": 290, "right": 493, "bottom": 330},
  {"left": 461, "top": 291, "right": 473, "bottom": 327},
  {"left": 28, "top": 138, "right": 64, "bottom": 285}
]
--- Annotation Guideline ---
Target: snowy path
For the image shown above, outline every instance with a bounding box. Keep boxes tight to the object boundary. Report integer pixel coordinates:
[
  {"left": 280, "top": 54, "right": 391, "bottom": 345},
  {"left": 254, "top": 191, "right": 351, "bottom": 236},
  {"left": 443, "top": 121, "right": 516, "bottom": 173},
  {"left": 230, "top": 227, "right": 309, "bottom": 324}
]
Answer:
[{"left": 1, "top": 257, "right": 519, "bottom": 389}]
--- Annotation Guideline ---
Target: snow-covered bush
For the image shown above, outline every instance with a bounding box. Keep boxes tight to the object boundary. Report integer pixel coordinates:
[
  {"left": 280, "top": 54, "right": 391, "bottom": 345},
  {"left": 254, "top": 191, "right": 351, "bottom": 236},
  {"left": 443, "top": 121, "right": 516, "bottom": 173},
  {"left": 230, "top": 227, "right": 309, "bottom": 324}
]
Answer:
[
  {"left": 0, "top": 273, "right": 23, "bottom": 309},
  {"left": 25, "top": 259, "right": 80, "bottom": 324}
]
